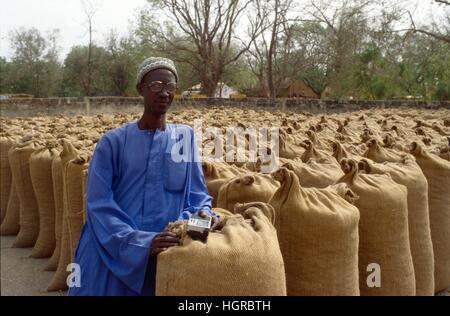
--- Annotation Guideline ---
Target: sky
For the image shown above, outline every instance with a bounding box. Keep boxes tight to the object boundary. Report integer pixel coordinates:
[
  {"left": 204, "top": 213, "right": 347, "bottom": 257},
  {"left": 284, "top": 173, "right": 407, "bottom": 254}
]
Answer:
[
  {"left": 0, "top": 0, "right": 444, "bottom": 62},
  {"left": 0, "top": 0, "right": 148, "bottom": 61}
]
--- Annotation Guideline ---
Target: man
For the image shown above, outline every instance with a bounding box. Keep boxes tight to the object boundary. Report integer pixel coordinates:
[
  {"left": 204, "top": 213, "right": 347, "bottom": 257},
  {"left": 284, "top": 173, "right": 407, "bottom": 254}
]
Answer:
[{"left": 69, "top": 57, "right": 215, "bottom": 296}]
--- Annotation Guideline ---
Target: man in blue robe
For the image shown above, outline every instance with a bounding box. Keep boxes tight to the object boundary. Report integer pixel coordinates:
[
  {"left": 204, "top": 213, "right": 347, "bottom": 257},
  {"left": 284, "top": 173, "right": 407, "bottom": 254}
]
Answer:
[{"left": 69, "top": 57, "right": 215, "bottom": 296}]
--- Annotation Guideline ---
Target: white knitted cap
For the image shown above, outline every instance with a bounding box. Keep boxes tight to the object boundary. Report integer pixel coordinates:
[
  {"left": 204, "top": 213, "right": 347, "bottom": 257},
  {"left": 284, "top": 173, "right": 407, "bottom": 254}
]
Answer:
[{"left": 136, "top": 57, "right": 178, "bottom": 87}]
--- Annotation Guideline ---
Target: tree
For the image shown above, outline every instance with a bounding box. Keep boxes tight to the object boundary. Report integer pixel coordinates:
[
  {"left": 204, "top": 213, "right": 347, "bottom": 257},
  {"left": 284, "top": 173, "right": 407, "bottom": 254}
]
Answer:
[
  {"left": 247, "top": 0, "right": 304, "bottom": 98},
  {"left": 403, "top": 0, "right": 450, "bottom": 44},
  {"left": 6, "top": 27, "right": 62, "bottom": 97},
  {"left": 142, "top": 0, "right": 264, "bottom": 97},
  {"left": 105, "top": 30, "right": 134, "bottom": 96},
  {"left": 398, "top": 33, "right": 450, "bottom": 100},
  {"left": 221, "top": 58, "right": 258, "bottom": 95},
  {"left": 43, "top": 29, "right": 63, "bottom": 97},
  {"left": 289, "top": 21, "right": 330, "bottom": 99},
  {"left": 81, "top": 0, "right": 103, "bottom": 96},
  {"left": 61, "top": 45, "right": 109, "bottom": 96},
  {"left": 301, "top": 65, "right": 329, "bottom": 99},
  {"left": 349, "top": 0, "right": 450, "bottom": 101},
  {"left": 302, "top": 0, "right": 371, "bottom": 98},
  {"left": 0, "top": 57, "right": 12, "bottom": 94}
]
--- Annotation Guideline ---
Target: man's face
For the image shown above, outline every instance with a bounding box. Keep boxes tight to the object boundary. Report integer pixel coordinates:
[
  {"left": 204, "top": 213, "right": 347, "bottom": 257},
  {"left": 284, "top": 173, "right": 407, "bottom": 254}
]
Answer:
[{"left": 139, "top": 68, "right": 176, "bottom": 115}]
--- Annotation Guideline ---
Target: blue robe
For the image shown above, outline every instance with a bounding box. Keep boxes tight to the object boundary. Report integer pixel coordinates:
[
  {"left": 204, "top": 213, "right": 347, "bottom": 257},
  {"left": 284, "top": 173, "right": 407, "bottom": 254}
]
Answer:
[{"left": 68, "top": 121, "right": 213, "bottom": 296}]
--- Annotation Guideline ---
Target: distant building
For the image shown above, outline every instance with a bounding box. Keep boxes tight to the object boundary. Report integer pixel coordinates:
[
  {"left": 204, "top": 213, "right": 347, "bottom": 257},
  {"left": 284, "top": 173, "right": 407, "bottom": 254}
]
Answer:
[
  {"left": 278, "top": 79, "right": 319, "bottom": 98},
  {"left": 182, "top": 82, "right": 238, "bottom": 98},
  {"left": 0, "top": 93, "right": 34, "bottom": 100}
]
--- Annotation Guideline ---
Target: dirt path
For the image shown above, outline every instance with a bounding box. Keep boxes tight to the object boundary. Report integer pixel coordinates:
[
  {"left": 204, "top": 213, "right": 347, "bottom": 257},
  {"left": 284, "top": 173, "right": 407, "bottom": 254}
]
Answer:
[{"left": 0, "top": 236, "right": 66, "bottom": 296}]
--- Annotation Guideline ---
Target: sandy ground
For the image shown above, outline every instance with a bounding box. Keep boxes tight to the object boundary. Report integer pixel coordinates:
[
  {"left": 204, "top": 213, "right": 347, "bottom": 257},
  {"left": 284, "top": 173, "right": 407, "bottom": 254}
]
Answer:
[
  {"left": 1, "top": 235, "right": 448, "bottom": 296},
  {"left": 1, "top": 236, "right": 66, "bottom": 296}
]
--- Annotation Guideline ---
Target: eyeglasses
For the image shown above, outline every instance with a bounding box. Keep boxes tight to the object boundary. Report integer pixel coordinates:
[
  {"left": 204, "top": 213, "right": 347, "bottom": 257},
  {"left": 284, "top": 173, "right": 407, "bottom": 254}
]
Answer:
[{"left": 147, "top": 81, "right": 177, "bottom": 93}]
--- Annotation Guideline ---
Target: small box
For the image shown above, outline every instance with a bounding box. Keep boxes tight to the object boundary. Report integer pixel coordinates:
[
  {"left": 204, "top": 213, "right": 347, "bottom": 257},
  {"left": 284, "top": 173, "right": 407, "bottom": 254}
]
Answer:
[{"left": 186, "top": 214, "right": 212, "bottom": 241}]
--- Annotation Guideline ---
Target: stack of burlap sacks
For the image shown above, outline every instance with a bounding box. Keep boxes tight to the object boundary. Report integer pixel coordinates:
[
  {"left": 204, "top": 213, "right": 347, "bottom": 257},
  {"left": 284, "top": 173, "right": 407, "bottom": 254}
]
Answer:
[
  {"left": 159, "top": 107, "right": 449, "bottom": 296},
  {"left": 1, "top": 108, "right": 449, "bottom": 296}
]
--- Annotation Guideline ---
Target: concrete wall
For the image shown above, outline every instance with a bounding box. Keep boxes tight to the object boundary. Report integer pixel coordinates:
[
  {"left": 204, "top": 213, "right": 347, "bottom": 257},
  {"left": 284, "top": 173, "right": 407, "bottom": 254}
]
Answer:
[
  {"left": 0, "top": 97, "right": 144, "bottom": 117},
  {"left": 1, "top": 96, "right": 449, "bottom": 118}
]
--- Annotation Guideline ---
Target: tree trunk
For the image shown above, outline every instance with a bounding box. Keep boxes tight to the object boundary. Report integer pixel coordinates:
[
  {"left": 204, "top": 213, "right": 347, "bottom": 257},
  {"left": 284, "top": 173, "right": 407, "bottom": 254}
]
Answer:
[
  {"left": 87, "top": 20, "right": 93, "bottom": 97},
  {"left": 267, "top": 0, "right": 281, "bottom": 99},
  {"left": 267, "top": 55, "right": 275, "bottom": 98},
  {"left": 201, "top": 63, "right": 221, "bottom": 97},
  {"left": 202, "top": 79, "right": 218, "bottom": 98}
]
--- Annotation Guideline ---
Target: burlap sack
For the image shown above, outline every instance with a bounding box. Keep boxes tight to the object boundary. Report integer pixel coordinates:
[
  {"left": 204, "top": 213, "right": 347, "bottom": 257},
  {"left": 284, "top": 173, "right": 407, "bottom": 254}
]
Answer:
[
  {"left": 9, "top": 139, "right": 43, "bottom": 248},
  {"left": 439, "top": 149, "right": 450, "bottom": 161},
  {"left": 336, "top": 119, "right": 359, "bottom": 139},
  {"left": 81, "top": 169, "right": 88, "bottom": 224},
  {"left": 65, "top": 153, "right": 90, "bottom": 262},
  {"left": 332, "top": 141, "right": 365, "bottom": 162},
  {"left": 360, "top": 127, "right": 377, "bottom": 142},
  {"left": 332, "top": 141, "right": 349, "bottom": 162},
  {"left": 202, "top": 161, "right": 245, "bottom": 206},
  {"left": 242, "top": 155, "right": 291, "bottom": 174},
  {"left": 0, "top": 184, "right": 20, "bottom": 235},
  {"left": 47, "top": 140, "right": 79, "bottom": 291},
  {"left": 305, "top": 130, "right": 330, "bottom": 151},
  {"left": 364, "top": 139, "right": 404, "bottom": 163},
  {"left": 338, "top": 159, "right": 415, "bottom": 295},
  {"left": 233, "top": 202, "right": 277, "bottom": 225},
  {"left": 156, "top": 203, "right": 286, "bottom": 296},
  {"left": 0, "top": 134, "right": 17, "bottom": 223},
  {"left": 29, "top": 144, "right": 60, "bottom": 258},
  {"left": 268, "top": 167, "right": 360, "bottom": 296},
  {"left": 211, "top": 207, "right": 234, "bottom": 219},
  {"left": 45, "top": 153, "right": 64, "bottom": 271},
  {"left": 203, "top": 161, "right": 243, "bottom": 180},
  {"left": 384, "top": 132, "right": 411, "bottom": 152},
  {"left": 216, "top": 173, "right": 279, "bottom": 211},
  {"left": 410, "top": 142, "right": 450, "bottom": 293},
  {"left": 282, "top": 157, "right": 344, "bottom": 188},
  {"left": 299, "top": 140, "right": 327, "bottom": 163},
  {"left": 279, "top": 133, "right": 303, "bottom": 159},
  {"left": 47, "top": 211, "right": 71, "bottom": 291},
  {"left": 359, "top": 155, "right": 435, "bottom": 295}
]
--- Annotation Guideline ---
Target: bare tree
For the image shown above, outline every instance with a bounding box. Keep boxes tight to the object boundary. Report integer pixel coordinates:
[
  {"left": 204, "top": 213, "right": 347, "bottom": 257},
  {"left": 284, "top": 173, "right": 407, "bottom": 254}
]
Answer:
[
  {"left": 290, "top": 21, "right": 331, "bottom": 99},
  {"left": 264, "top": 0, "right": 289, "bottom": 98},
  {"left": 81, "top": 0, "right": 102, "bottom": 96},
  {"left": 105, "top": 30, "right": 133, "bottom": 96},
  {"left": 247, "top": 0, "right": 305, "bottom": 98},
  {"left": 403, "top": 0, "right": 450, "bottom": 44},
  {"left": 145, "top": 0, "right": 264, "bottom": 97},
  {"left": 301, "top": 0, "right": 370, "bottom": 98}
]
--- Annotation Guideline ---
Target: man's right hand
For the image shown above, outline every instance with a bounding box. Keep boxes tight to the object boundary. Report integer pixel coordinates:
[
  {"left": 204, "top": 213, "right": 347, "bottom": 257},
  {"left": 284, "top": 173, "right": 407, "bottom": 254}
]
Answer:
[{"left": 149, "top": 231, "right": 181, "bottom": 256}]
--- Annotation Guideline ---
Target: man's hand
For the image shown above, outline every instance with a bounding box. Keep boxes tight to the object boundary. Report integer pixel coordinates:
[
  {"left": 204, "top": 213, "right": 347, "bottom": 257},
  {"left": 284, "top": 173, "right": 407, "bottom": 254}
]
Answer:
[{"left": 149, "top": 231, "right": 180, "bottom": 256}]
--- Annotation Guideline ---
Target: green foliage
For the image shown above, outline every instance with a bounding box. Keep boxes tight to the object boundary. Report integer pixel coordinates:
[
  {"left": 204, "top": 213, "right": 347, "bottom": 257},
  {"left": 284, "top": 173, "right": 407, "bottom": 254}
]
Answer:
[
  {"left": 371, "top": 80, "right": 387, "bottom": 99},
  {"left": 301, "top": 66, "right": 328, "bottom": 97},
  {"left": 434, "top": 83, "right": 450, "bottom": 100},
  {"left": 60, "top": 45, "right": 110, "bottom": 96},
  {"left": 2, "top": 28, "right": 62, "bottom": 97},
  {"left": 351, "top": 34, "right": 450, "bottom": 100}
]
